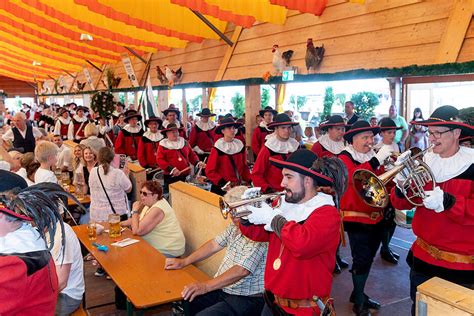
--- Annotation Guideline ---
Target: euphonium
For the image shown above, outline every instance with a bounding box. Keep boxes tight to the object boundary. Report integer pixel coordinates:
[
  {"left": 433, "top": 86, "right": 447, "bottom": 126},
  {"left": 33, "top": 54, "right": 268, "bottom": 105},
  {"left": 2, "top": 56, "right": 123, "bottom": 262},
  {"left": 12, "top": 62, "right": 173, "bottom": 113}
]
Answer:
[
  {"left": 353, "top": 145, "right": 436, "bottom": 208},
  {"left": 219, "top": 191, "right": 285, "bottom": 219}
]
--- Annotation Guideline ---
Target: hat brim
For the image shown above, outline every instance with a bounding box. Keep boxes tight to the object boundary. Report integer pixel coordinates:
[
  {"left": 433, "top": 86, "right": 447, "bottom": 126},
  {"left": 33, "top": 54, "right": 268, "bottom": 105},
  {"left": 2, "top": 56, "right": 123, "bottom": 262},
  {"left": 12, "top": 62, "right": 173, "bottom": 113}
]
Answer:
[
  {"left": 343, "top": 126, "right": 381, "bottom": 142},
  {"left": 0, "top": 206, "right": 32, "bottom": 221},
  {"left": 259, "top": 109, "right": 278, "bottom": 117},
  {"left": 163, "top": 109, "right": 181, "bottom": 116},
  {"left": 268, "top": 121, "right": 299, "bottom": 130},
  {"left": 196, "top": 113, "right": 216, "bottom": 117},
  {"left": 319, "top": 122, "right": 346, "bottom": 131},
  {"left": 160, "top": 127, "right": 183, "bottom": 136},
  {"left": 412, "top": 120, "right": 474, "bottom": 136},
  {"left": 215, "top": 122, "right": 242, "bottom": 134},
  {"left": 124, "top": 114, "right": 142, "bottom": 122},
  {"left": 269, "top": 157, "right": 333, "bottom": 187},
  {"left": 144, "top": 118, "right": 163, "bottom": 127}
]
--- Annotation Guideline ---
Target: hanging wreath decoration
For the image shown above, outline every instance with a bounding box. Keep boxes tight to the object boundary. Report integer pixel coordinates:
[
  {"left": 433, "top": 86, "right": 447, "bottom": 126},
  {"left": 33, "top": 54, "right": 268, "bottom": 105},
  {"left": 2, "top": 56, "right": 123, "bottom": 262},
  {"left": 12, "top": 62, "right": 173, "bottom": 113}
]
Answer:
[{"left": 90, "top": 90, "right": 114, "bottom": 118}]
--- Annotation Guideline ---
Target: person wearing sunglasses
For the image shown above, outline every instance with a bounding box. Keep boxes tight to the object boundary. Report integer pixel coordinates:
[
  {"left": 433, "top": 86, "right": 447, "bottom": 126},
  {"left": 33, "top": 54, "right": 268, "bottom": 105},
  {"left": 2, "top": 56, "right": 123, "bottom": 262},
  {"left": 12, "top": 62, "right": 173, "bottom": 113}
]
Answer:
[
  {"left": 391, "top": 105, "right": 474, "bottom": 316},
  {"left": 121, "top": 180, "right": 185, "bottom": 258}
]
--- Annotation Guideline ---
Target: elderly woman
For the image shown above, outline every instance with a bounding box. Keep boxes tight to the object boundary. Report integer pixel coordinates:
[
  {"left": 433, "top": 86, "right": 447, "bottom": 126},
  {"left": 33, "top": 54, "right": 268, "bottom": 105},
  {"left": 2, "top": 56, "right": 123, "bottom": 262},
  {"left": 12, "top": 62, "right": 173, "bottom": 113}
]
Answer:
[
  {"left": 121, "top": 180, "right": 185, "bottom": 258},
  {"left": 80, "top": 123, "right": 106, "bottom": 154}
]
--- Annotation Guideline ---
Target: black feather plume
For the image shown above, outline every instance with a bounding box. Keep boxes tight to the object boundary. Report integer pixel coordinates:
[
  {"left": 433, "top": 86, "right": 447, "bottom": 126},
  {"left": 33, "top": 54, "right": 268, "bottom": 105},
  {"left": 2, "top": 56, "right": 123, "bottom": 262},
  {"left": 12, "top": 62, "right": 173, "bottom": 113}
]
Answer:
[{"left": 312, "top": 157, "right": 348, "bottom": 210}]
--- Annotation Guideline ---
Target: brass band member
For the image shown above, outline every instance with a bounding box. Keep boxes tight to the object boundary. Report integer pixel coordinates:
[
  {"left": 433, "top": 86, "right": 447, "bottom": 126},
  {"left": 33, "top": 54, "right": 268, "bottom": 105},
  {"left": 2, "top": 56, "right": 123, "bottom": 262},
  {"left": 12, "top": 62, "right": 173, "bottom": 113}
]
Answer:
[
  {"left": 53, "top": 107, "right": 71, "bottom": 140},
  {"left": 251, "top": 106, "right": 277, "bottom": 157},
  {"left": 339, "top": 120, "right": 393, "bottom": 316},
  {"left": 311, "top": 115, "right": 346, "bottom": 158},
  {"left": 115, "top": 110, "right": 144, "bottom": 160},
  {"left": 390, "top": 105, "right": 474, "bottom": 315},
  {"left": 189, "top": 108, "right": 217, "bottom": 161},
  {"left": 137, "top": 116, "right": 163, "bottom": 171},
  {"left": 67, "top": 106, "right": 89, "bottom": 142}
]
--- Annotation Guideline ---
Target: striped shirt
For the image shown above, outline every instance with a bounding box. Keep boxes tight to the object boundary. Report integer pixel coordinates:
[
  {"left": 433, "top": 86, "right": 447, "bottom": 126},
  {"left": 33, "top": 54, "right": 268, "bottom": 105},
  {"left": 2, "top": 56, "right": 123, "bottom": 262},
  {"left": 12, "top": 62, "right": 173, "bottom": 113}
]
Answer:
[{"left": 214, "top": 223, "right": 267, "bottom": 296}]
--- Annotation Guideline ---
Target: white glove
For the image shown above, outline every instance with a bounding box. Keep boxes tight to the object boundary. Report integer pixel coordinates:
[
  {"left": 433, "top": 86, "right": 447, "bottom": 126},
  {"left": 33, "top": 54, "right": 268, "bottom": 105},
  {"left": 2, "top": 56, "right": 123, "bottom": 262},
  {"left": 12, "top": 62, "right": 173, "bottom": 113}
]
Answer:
[
  {"left": 375, "top": 145, "right": 393, "bottom": 164},
  {"left": 246, "top": 204, "right": 282, "bottom": 227},
  {"left": 193, "top": 146, "right": 205, "bottom": 155},
  {"left": 423, "top": 187, "right": 445, "bottom": 213},
  {"left": 395, "top": 150, "right": 411, "bottom": 166}
]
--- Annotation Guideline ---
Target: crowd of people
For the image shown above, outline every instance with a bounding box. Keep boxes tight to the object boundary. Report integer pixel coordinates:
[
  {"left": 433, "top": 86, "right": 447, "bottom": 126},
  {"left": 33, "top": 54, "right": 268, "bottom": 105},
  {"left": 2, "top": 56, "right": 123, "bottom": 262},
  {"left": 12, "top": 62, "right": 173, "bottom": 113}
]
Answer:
[{"left": 0, "top": 98, "right": 472, "bottom": 316}]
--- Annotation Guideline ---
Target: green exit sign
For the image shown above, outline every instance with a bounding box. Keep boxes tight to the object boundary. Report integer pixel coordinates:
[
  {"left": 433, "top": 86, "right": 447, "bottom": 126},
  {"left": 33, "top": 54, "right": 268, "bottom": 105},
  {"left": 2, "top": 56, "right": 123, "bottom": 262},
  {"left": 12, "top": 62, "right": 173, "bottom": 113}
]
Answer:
[{"left": 282, "top": 70, "right": 294, "bottom": 81}]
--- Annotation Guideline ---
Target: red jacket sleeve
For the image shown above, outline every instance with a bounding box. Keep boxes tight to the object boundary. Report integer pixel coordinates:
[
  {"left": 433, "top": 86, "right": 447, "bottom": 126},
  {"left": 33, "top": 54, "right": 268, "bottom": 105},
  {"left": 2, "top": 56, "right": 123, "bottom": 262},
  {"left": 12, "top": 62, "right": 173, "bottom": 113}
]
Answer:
[
  {"left": 0, "top": 257, "right": 27, "bottom": 313},
  {"left": 311, "top": 142, "right": 323, "bottom": 156},
  {"left": 251, "top": 147, "right": 271, "bottom": 191},
  {"left": 239, "top": 222, "right": 271, "bottom": 242},
  {"left": 114, "top": 131, "right": 126, "bottom": 155},
  {"left": 187, "top": 144, "right": 200, "bottom": 165},
  {"left": 137, "top": 138, "right": 146, "bottom": 168},
  {"left": 205, "top": 148, "right": 224, "bottom": 186}
]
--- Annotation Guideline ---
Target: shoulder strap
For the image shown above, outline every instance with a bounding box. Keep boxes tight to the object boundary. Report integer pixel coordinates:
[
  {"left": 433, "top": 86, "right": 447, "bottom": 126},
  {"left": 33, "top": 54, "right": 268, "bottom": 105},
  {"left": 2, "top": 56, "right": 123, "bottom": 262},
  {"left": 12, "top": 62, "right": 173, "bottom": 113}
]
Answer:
[{"left": 96, "top": 167, "right": 117, "bottom": 214}]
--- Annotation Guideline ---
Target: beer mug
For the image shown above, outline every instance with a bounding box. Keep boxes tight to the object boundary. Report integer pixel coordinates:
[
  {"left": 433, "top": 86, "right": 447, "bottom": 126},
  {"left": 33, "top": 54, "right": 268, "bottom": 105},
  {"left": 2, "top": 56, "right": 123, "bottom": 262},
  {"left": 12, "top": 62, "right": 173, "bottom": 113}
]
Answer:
[
  {"left": 108, "top": 214, "right": 121, "bottom": 238},
  {"left": 87, "top": 222, "right": 97, "bottom": 241}
]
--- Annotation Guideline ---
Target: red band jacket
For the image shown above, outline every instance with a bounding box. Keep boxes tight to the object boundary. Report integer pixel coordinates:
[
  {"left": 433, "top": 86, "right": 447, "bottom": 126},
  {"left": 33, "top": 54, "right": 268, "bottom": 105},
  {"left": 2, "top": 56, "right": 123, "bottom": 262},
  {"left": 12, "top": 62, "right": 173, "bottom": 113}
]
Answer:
[
  {"left": 311, "top": 142, "right": 334, "bottom": 158},
  {"left": 137, "top": 132, "right": 162, "bottom": 168},
  {"left": 239, "top": 205, "right": 340, "bottom": 316},
  {"left": 156, "top": 138, "right": 199, "bottom": 176},
  {"left": 115, "top": 126, "right": 144, "bottom": 160},
  {"left": 189, "top": 125, "right": 216, "bottom": 153},
  {"left": 339, "top": 150, "right": 385, "bottom": 225},
  {"left": 68, "top": 117, "right": 89, "bottom": 140},
  {"left": 251, "top": 126, "right": 272, "bottom": 156}
]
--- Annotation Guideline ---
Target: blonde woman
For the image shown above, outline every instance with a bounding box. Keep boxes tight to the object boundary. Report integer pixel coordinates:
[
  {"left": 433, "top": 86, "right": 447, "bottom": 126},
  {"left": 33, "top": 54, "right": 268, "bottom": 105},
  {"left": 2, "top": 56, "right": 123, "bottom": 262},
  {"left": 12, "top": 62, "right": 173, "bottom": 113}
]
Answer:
[
  {"left": 72, "top": 144, "right": 86, "bottom": 172},
  {"left": 80, "top": 123, "right": 106, "bottom": 154},
  {"left": 73, "top": 146, "right": 98, "bottom": 194}
]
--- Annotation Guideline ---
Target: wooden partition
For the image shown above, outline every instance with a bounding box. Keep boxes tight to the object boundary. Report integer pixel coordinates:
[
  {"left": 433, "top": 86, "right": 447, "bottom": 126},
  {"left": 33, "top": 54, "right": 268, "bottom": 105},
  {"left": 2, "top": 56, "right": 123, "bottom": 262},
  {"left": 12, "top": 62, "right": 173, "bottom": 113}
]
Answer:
[
  {"left": 169, "top": 182, "right": 230, "bottom": 277},
  {"left": 416, "top": 277, "right": 474, "bottom": 316}
]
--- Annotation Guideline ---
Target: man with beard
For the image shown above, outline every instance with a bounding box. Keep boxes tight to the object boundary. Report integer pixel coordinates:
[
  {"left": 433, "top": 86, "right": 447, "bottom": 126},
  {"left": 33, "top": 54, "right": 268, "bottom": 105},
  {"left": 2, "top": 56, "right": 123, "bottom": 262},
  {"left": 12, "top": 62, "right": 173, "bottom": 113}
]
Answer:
[
  {"left": 67, "top": 106, "right": 90, "bottom": 142},
  {"left": 115, "top": 110, "right": 144, "bottom": 160},
  {"left": 239, "top": 149, "right": 347, "bottom": 316},
  {"left": 251, "top": 106, "right": 277, "bottom": 157},
  {"left": 189, "top": 108, "right": 217, "bottom": 161},
  {"left": 339, "top": 121, "right": 393, "bottom": 316},
  {"left": 252, "top": 113, "right": 299, "bottom": 193},
  {"left": 390, "top": 105, "right": 474, "bottom": 315}
]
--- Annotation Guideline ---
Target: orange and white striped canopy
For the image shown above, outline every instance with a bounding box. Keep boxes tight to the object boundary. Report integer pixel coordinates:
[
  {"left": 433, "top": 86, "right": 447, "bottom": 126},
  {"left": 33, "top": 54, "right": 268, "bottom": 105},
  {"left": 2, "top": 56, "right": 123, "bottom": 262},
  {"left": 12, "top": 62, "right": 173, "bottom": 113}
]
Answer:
[{"left": 0, "top": 0, "right": 332, "bottom": 83}]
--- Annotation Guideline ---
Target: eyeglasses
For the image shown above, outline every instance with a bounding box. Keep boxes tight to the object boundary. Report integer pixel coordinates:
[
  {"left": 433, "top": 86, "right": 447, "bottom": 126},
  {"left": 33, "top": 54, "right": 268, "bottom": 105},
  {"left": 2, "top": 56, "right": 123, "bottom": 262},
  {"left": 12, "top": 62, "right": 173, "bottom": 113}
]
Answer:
[
  {"left": 139, "top": 190, "right": 152, "bottom": 197},
  {"left": 427, "top": 128, "right": 454, "bottom": 139}
]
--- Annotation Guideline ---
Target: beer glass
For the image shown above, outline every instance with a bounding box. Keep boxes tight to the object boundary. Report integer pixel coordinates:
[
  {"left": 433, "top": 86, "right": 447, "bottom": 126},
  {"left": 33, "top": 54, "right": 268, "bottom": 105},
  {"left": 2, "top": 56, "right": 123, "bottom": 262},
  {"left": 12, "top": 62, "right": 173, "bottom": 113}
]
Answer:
[
  {"left": 108, "top": 214, "right": 121, "bottom": 238},
  {"left": 87, "top": 222, "right": 97, "bottom": 241}
]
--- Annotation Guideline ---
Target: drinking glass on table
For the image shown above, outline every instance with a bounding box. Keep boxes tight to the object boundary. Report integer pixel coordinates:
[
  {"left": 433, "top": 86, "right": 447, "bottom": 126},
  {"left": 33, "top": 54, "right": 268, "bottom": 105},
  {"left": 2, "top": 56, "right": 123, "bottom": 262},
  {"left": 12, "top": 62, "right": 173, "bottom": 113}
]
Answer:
[
  {"left": 74, "top": 172, "right": 86, "bottom": 200},
  {"left": 88, "top": 222, "right": 97, "bottom": 241},
  {"left": 108, "top": 214, "right": 121, "bottom": 238},
  {"left": 61, "top": 172, "right": 71, "bottom": 191}
]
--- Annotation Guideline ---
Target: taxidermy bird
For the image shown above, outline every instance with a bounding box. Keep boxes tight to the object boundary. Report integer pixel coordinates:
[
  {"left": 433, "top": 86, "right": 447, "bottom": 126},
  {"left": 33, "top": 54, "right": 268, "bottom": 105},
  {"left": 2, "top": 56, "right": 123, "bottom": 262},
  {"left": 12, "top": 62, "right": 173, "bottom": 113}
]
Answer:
[
  {"left": 156, "top": 66, "right": 168, "bottom": 85},
  {"left": 112, "top": 77, "right": 121, "bottom": 88},
  {"left": 76, "top": 81, "right": 86, "bottom": 91},
  {"left": 164, "top": 65, "right": 183, "bottom": 87},
  {"left": 305, "top": 38, "right": 325, "bottom": 74},
  {"left": 272, "top": 44, "right": 293, "bottom": 75}
]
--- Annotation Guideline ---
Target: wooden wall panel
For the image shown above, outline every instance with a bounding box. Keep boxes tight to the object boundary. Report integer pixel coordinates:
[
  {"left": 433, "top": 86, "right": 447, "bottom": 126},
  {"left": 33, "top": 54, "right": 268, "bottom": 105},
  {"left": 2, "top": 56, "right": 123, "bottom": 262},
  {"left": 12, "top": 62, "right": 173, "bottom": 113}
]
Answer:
[{"left": 0, "top": 76, "right": 35, "bottom": 97}]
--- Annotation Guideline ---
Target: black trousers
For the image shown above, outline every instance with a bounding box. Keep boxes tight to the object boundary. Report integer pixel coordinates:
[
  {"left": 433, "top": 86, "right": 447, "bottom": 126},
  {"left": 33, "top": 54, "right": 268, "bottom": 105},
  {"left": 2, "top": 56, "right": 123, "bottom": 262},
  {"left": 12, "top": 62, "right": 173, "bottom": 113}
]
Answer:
[
  {"left": 189, "top": 289, "right": 264, "bottom": 316},
  {"left": 163, "top": 174, "right": 187, "bottom": 194},
  {"left": 345, "top": 221, "right": 384, "bottom": 275}
]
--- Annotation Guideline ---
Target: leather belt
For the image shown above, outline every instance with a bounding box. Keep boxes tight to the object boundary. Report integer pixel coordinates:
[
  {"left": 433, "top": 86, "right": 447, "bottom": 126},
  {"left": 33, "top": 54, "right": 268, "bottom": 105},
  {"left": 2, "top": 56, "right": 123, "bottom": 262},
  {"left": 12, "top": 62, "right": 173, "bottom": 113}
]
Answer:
[
  {"left": 274, "top": 294, "right": 328, "bottom": 309},
  {"left": 416, "top": 238, "right": 474, "bottom": 264},
  {"left": 341, "top": 210, "right": 382, "bottom": 221}
]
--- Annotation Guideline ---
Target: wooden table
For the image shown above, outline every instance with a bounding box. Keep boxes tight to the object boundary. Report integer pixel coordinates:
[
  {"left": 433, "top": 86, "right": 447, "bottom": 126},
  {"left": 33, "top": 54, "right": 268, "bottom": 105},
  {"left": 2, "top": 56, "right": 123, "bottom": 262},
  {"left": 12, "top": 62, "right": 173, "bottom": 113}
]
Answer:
[
  {"left": 65, "top": 185, "right": 91, "bottom": 206},
  {"left": 72, "top": 225, "right": 209, "bottom": 315}
]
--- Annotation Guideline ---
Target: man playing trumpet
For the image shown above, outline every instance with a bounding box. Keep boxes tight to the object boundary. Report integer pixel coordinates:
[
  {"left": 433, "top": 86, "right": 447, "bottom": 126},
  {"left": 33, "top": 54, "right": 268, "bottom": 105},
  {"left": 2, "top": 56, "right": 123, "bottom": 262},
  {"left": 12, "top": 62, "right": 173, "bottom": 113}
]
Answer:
[
  {"left": 390, "top": 105, "right": 474, "bottom": 315},
  {"left": 239, "top": 149, "right": 348, "bottom": 316}
]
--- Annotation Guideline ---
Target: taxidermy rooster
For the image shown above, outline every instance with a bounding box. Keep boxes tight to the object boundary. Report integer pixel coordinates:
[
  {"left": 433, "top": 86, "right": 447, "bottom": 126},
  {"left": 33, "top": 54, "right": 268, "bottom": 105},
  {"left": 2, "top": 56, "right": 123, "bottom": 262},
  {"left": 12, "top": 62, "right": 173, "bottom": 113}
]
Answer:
[
  {"left": 272, "top": 44, "right": 293, "bottom": 75},
  {"left": 305, "top": 38, "right": 325, "bottom": 74},
  {"left": 164, "top": 65, "right": 183, "bottom": 87},
  {"left": 76, "top": 81, "right": 86, "bottom": 91},
  {"left": 156, "top": 66, "right": 168, "bottom": 85}
]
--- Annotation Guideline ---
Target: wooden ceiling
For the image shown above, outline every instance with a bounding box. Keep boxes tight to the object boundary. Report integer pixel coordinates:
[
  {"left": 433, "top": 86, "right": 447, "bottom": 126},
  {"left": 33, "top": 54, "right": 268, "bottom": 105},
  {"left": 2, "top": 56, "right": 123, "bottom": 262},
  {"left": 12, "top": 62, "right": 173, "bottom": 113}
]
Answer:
[{"left": 0, "top": 76, "right": 35, "bottom": 97}]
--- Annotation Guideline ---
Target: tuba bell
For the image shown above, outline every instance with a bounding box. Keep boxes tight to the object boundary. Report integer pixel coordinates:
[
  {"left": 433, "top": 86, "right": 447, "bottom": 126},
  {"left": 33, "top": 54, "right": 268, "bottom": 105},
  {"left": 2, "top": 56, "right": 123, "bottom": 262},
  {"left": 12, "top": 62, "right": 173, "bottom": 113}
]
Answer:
[
  {"left": 219, "top": 189, "right": 285, "bottom": 219},
  {"left": 353, "top": 145, "right": 436, "bottom": 208}
]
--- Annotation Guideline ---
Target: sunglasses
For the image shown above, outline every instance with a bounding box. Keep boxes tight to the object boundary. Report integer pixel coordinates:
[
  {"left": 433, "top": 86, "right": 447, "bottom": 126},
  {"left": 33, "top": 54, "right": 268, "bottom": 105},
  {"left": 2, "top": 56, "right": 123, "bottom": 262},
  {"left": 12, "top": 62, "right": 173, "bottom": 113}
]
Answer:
[{"left": 139, "top": 190, "right": 153, "bottom": 197}]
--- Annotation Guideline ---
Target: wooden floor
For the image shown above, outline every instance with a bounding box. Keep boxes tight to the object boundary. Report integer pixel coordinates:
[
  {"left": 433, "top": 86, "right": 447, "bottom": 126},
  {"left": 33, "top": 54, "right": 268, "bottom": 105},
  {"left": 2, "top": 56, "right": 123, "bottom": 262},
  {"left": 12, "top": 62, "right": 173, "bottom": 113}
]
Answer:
[{"left": 82, "top": 227, "right": 415, "bottom": 315}]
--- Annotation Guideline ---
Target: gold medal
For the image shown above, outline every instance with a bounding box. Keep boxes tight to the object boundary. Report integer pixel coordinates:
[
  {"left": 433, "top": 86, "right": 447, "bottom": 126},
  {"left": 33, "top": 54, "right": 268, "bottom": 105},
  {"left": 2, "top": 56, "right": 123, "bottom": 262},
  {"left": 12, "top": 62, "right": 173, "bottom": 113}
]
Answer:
[
  {"left": 273, "top": 258, "right": 281, "bottom": 270},
  {"left": 178, "top": 157, "right": 182, "bottom": 161}
]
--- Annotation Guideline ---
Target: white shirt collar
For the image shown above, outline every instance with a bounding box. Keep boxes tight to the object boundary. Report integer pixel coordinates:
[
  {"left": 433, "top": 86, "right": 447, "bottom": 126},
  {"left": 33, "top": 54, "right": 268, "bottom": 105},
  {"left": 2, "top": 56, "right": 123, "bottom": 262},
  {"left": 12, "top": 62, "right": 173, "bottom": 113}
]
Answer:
[
  {"left": 160, "top": 137, "right": 185, "bottom": 150},
  {"left": 214, "top": 138, "right": 244, "bottom": 155},
  {"left": 123, "top": 124, "right": 142, "bottom": 134},
  {"left": 0, "top": 223, "right": 46, "bottom": 254},
  {"left": 72, "top": 115, "right": 88, "bottom": 123},
  {"left": 57, "top": 117, "right": 70, "bottom": 125},
  {"left": 424, "top": 146, "right": 474, "bottom": 182},
  {"left": 143, "top": 130, "right": 163, "bottom": 142},
  {"left": 280, "top": 193, "right": 335, "bottom": 223},
  {"left": 162, "top": 120, "right": 181, "bottom": 128},
  {"left": 265, "top": 134, "right": 299, "bottom": 154},
  {"left": 195, "top": 120, "right": 216, "bottom": 131},
  {"left": 343, "top": 144, "right": 375, "bottom": 163},
  {"left": 318, "top": 134, "right": 345, "bottom": 155}
]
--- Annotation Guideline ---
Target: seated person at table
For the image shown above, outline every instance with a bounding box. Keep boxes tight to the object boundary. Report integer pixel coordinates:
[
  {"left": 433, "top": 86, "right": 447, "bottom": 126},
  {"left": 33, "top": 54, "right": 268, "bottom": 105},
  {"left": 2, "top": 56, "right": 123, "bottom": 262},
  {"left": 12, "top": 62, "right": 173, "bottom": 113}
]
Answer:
[
  {"left": 121, "top": 181, "right": 185, "bottom": 258},
  {"left": 16, "top": 152, "right": 39, "bottom": 186},
  {"left": 165, "top": 187, "right": 267, "bottom": 316},
  {"left": 73, "top": 146, "right": 98, "bottom": 195},
  {"left": 48, "top": 222, "right": 85, "bottom": 316},
  {"left": 53, "top": 134, "right": 73, "bottom": 173},
  {"left": 34, "top": 140, "right": 58, "bottom": 184}
]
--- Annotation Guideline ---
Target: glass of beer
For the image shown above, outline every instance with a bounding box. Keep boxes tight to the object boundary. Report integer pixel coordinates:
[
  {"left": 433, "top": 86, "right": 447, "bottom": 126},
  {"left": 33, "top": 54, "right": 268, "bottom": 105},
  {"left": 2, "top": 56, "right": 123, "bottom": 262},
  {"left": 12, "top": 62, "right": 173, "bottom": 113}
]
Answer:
[
  {"left": 108, "top": 214, "right": 121, "bottom": 238},
  {"left": 87, "top": 222, "right": 97, "bottom": 241}
]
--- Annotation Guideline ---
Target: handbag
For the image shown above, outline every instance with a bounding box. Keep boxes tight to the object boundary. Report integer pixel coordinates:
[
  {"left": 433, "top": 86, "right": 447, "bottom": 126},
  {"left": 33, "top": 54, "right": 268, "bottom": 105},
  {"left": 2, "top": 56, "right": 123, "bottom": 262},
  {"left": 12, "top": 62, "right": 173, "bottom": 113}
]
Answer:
[{"left": 97, "top": 167, "right": 128, "bottom": 221}]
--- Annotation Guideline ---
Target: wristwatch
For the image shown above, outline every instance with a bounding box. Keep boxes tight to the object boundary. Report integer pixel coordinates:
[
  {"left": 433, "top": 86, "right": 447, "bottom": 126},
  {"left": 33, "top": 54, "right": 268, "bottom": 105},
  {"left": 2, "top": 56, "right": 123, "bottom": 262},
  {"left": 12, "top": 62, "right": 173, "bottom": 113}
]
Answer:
[{"left": 131, "top": 210, "right": 139, "bottom": 216}]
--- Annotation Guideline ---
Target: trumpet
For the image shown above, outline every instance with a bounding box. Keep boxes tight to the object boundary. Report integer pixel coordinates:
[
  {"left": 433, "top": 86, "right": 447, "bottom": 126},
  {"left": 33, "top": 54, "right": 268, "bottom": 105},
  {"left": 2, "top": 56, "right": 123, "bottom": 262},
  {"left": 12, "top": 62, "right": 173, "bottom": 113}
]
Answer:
[
  {"left": 219, "top": 191, "right": 285, "bottom": 219},
  {"left": 353, "top": 145, "right": 435, "bottom": 208}
]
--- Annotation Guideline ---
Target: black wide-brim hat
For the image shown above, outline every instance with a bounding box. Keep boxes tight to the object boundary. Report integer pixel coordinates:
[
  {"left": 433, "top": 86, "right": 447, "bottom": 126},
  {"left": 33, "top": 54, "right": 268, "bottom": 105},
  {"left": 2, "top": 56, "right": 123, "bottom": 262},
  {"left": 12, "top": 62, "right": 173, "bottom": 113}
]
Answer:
[
  {"left": 270, "top": 149, "right": 334, "bottom": 187},
  {"left": 344, "top": 120, "right": 381, "bottom": 143},
  {"left": 124, "top": 110, "right": 142, "bottom": 123},
  {"left": 319, "top": 115, "right": 346, "bottom": 131},
  {"left": 196, "top": 108, "right": 216, "bottom": 117},
  {"left": 379, "top": 117, "right": 402, "bottom": 131},
  {"left": 162, "top": 107, "right": 181, "bottom": 116},
  {"left": 215, "top": 117, "right": 242, "bottom": 134},
  {"left": 415, "top": 105, "right": 473, "bottom": 136},
  {"left": 160, "top": 123, "right": 183, "bottom": 136},
  {"left": 259, "top": 106, "right": 278, "bottom": 117},
  {"left": 76, "top": 106, "right": 89, "bottom": 113},
  {"left": 268, "top": 113, "right": 298, "bottom": 130},
  {"left": 58, "top": 107, "right": 70, "bottom": 116},
  {"left": 144, "top": 116, "right": 163, "bottom": 127},
  {"left": 0, "top": 170, "right": 31, "bottom": 221}
]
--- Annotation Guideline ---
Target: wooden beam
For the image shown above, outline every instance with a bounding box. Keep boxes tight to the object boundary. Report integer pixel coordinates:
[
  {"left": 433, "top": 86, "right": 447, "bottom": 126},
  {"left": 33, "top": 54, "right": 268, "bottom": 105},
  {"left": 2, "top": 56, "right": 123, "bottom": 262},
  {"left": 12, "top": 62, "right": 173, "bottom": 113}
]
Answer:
[
  {"left": 139, "top": 53, "right": 154, "bottom": 87},
  {"left": 68, "top": 72, "right": 78, "bottom": 93},
  {"left": 94, "top": 64, "right": 106, "bottom": 90},
  {"left": 214, "top": 26, "right": 243, "bottom": 81},
  {"left": 85, "top": 60, "right": 103, "bottom": 73},
  {"left": 191, "top": 10, "right": 234, "bottom": 46},
  {"left": 62, "top": 69, "right": 76, "bottom": 79},
  {"left": 124, "top": 46, "right": 147, "bottom": 64},
  {"left": 435, "top": 0, "right": 474, "bottom": 63},
  {"left": 245, "top": 85, "right": 261, "bottom": 157}
]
